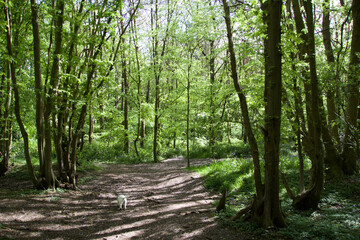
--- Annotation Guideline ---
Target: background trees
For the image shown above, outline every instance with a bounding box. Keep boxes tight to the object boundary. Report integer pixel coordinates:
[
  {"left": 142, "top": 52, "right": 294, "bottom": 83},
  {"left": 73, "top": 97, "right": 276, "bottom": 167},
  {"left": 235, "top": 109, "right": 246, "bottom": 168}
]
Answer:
[{"left": 0, "top": 0, "right": 359, "bottom": 228}]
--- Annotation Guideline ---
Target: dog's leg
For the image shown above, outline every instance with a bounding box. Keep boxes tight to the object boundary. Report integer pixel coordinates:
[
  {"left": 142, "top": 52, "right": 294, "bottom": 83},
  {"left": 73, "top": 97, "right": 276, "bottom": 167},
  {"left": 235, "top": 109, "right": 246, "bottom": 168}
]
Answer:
[{"left": 123, "top": 198, "right": 127, "bottom": 209}]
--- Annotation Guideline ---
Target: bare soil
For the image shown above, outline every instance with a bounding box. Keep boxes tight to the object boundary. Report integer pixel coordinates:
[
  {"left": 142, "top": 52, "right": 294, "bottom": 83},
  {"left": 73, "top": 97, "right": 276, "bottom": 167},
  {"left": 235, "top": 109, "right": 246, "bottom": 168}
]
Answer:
[{"left": 0, "top": 157, "right": 258, "bottom": 240}]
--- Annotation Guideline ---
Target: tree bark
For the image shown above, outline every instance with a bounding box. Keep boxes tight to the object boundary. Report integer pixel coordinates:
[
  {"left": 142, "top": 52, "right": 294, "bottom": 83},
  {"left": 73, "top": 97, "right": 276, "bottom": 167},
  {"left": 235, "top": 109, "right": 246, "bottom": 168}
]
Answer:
[
  {"left": 131, "top": 4, "right": 143, "bottom": 157},
  {"left": 44, "top": 0, "right": 65, "bottom": 188},
  {"left": 152, "top": 0, "right": 160, "bottom": 162},
  {"left": 342, "top": 0, "right": 360, "bottom": 174},
  {"left": 30, "top": 0, "right": 45, "bottom": 183},
  {"left": 120, "top": 9, "right": 129, "bottom": 154},
  {"left": 186, "top": 53, "right": 193, "bottom": 167},
  {"left": 1, "top": 3, "right": 13, "bottom": 175},
  {"left": 55, "top": 0, "right": 85, "bottom": 184},
  {"left": 5, "top": 2, "right": 39, "bottom": 187},
  {"left": 321, "top": 0, "right": 343, "bottom": 179},
  {"left": 0, "top": 62, "right": 12, "bottom": 177},
  {"left": 290, "top": 0, "right": 324, "bottom": 210},
  {"left": 152, "top": 0, "right": 172, "bottom": 162},
  {"left": 262, "top": 0, "right": 286, "bottom": 228},
  {"left": 284, "top": 0, "right": 306, "bottom": 190},
  {"left": 209, "top": 40, "right": 216, "bottom": 158},
  {"left": 222, "top": 0, "right": 263, "bottom": 200},
  {"left": 68, "top": 13, "right": 112, "bottom": 187},
  {"left": 322, "top": 0, "right": 340, "bottom": 144}
]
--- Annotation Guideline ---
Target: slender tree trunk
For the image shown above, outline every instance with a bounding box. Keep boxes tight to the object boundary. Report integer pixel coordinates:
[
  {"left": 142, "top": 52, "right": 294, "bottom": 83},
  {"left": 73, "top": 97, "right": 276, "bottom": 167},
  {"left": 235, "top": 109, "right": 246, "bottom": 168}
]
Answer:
[
  {"left": 5, "top": 2, "right": 39, "bottom": 186},
  {"left": 224, "top": 0, "right": 285, "bottom": 227},
  {"left": 322, "top": 0, "right": 340, "bottom": 144},
  {"left": 321, "top": 0, "right": 343, "bottom": 179},
  {"left": 209, "top": 40, "right": 216, "bottom": 158},
  {"left": 53, "top": 109, "right": 66, "bottom": 181},
  {"left": 153, "top": 74, "right": 160, "bottom": 162},
  {"left": 290, "top": 0, "right": 324, "bottom": 210},
  {"left": 285, "top": 0, "right": 305, "bottom": 189},
  {"left": 0, "top": 64, "right": 12, "bottom": 176},
  {"left": 152, "top": 0, "right": 160, "bottom": 162},
  {"left": 141, "top": 120, "right": 145, "bottom": 148},
  {"left": 342, "top": 0, "right": 360, "bottom": 174},
  {"left": 186, "top": 63, "right": 191, "bottom": 167},
  {"left": 99, "top": 104, "right": 105, "bottom": 130},
  {"left": 30, "top": 0, "right": 45, "bottom": 183},
  {"left": 121, "top": 17, "right": 129, "bottom": 153},
  {"left": 151, "top": 0, "right": 172, "bottom": 162},
  {"left": 68, "top": 14, "right": 112, "bottom": 187},
  {"left": 55, "top": 0, "right": 84, "bottom": 184},
  {"left": 131, "top": 5, "right": 142, "bottom": 157},
  {"left": 43, "top": 0, "right": 65, "bottom": 188},
  {"left": 89, "top": 111, "right": 93, "bottom": 144},
  {"left": 0, "top": 6, "right": 12, "bottom": 175},
  {"left": 222, "top": 0, "right": 263, "bottom": 199}
]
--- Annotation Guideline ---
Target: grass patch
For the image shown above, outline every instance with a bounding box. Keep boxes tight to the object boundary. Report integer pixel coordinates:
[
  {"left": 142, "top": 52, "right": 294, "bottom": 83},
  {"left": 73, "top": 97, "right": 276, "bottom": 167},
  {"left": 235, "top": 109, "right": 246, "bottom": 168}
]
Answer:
[
  {"left": 189, "top": 157, "right": 360, "bottom": 240},
  {"left": 78, "top": 140, "right": 154, "bottom": 164},
  {"left": 187, "top": 142, "right": 251, "bottom": 159},
  {"left": 2, "top": 186, "right": 69, "bottom": 198}
]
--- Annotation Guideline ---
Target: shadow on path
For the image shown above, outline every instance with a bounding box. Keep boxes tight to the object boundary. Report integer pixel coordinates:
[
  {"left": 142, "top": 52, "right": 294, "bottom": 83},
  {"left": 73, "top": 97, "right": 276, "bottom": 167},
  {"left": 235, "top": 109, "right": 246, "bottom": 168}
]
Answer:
[{"left": 0, "top": 157, "right": 254, "bottom": 240}]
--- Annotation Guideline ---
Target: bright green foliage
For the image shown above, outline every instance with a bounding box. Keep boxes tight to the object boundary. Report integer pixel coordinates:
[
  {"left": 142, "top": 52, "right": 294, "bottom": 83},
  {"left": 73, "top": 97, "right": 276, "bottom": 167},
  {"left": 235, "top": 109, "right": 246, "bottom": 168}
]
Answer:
[
  {"left": 191, "top": 156, "right": 360, "bottom": 240},
  {"left": 1, "top": 0, "right": 359, "bottom": 232},
  {"left": 189, "top": 157, "right": 255, "bottom": 204}
]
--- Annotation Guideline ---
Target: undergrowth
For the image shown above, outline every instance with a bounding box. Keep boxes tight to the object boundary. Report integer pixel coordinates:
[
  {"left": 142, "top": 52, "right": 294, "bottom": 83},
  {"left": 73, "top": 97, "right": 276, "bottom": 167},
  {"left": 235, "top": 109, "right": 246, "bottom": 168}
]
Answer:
[{"left": 189, "top": 157, "right": 360, "bottom": 240}]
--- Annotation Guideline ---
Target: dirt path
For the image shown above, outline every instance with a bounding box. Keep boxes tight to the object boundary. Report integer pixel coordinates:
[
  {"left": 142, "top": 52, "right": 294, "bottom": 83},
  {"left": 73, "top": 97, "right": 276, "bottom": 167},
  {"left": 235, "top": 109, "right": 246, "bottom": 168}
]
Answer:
[{"left": 0, "top": 157, "right": 255, "bottom": 240}]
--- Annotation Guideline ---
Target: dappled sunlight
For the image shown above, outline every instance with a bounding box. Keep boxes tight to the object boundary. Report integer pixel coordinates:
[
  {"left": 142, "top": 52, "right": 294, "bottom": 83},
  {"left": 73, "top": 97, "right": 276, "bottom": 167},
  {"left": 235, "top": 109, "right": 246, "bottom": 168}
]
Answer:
[
  {"left": 0, "top": 158, "right": 245, "bottom": 239},
  {"left": 95, "top": 218, "right": 156, "bottom": 235}
]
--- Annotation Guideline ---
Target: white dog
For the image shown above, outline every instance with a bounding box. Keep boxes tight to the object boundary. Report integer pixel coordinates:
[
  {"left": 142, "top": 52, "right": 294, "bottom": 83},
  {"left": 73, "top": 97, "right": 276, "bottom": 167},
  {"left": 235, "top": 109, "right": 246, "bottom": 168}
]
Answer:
[{"left": 117, "top": 195, "right": 127, "bottom": 210}]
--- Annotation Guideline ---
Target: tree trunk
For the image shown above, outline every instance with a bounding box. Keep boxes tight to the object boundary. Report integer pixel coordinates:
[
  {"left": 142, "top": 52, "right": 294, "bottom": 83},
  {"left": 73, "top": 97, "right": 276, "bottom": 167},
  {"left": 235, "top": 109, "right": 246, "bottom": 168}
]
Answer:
[
  {"left": 223, "top": 0, "right": 285, "bottom": 228},
  {"left": 0, "top": 88, "right": 12, "bottom": 175},
  {"left": 99, "top": 104, "right": 105, "bottom": 130},
  {"left": 321, "top": 0, "right": 343, "bottom": 179},
  {"left": 342, "top": 0, "right": 360, "bottom": 174},
  {"left": 209, "top": 40, "right": 216, "bottom": 158},
  {"left": 5, "top": 2, "right": 39, "bottom": 187},
  {"left": 30, "top": 0, "right": 45, "bottom": 183},
  {"left": 89, "top": 112, "right": 93, "bottom": 144},
  {"left": 261, "top": 0, "right": 286, "bottom": 228},
  {"left": 153, "top": 76, "right": 160, "bottom": 162},
  {"left": 151, "top": 0, "right": 172, "bottom": 162},
  {"left": 0, "top": 43, "right": 12, "bottom": 176},
  {"left": 186, "top": 64, "right": 191, "bottom": 168},
  {"left": 322, "top": 0, "right": 340, "bottom": 144},
  {"left": 152, "top": 0, "right": 160, "bottom": 163},
  {"left": 141, "top": 120, "right": 145, "bottom": 148},
  {"left": 222, "top": 0, "right": 263, "bottom": 199},
  {"left": 290, "top": 0, "right": 324, "bottom": 210},
  {"left": 121, "top": 13, "right": 129, "bottom": 153},
  {"left": 43, "top": 0, "right": 65, "bottom": 188},
  {"left": 55, "top": 0, "right": 84, "bottom": 184},
  {"left": 285, "top": 0, "right": 306, "bottom": 190},
  {"left": 131, "top": 7, "right": 143, "bottom": 157},
  {"left": 67, "top": 13, "right": 111, "bottom": 187},
  {"left": 0, "top": 2, "right": 13, "bottom": 174}
]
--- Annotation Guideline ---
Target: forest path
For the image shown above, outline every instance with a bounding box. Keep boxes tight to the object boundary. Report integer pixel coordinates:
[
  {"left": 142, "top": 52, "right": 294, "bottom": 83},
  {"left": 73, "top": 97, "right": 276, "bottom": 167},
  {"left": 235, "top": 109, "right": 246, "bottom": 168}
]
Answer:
[{"left": 0, "top": 157, "right": 255, "bottom": 240}]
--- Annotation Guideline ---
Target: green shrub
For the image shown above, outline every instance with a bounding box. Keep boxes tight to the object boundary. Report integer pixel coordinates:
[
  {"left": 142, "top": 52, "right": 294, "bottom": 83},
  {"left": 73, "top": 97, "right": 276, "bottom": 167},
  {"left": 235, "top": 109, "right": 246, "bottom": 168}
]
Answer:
[{"left": 189, "top": 154, "right": 360, "bottom": 240}]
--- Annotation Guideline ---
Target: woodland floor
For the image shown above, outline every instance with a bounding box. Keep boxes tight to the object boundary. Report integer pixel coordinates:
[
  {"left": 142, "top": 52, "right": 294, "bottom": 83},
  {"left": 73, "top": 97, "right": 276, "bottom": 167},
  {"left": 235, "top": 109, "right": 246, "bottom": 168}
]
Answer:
[{"left": 0, "top": 157, "right": 259, "bottom": 240}]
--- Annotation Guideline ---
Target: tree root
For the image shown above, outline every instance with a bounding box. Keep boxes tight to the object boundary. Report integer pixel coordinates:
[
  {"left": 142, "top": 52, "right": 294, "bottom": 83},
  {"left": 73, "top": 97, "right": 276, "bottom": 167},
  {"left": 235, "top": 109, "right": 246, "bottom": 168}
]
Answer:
[{"left": 231, "top": 205, "right": 252, "bottom": 221}]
